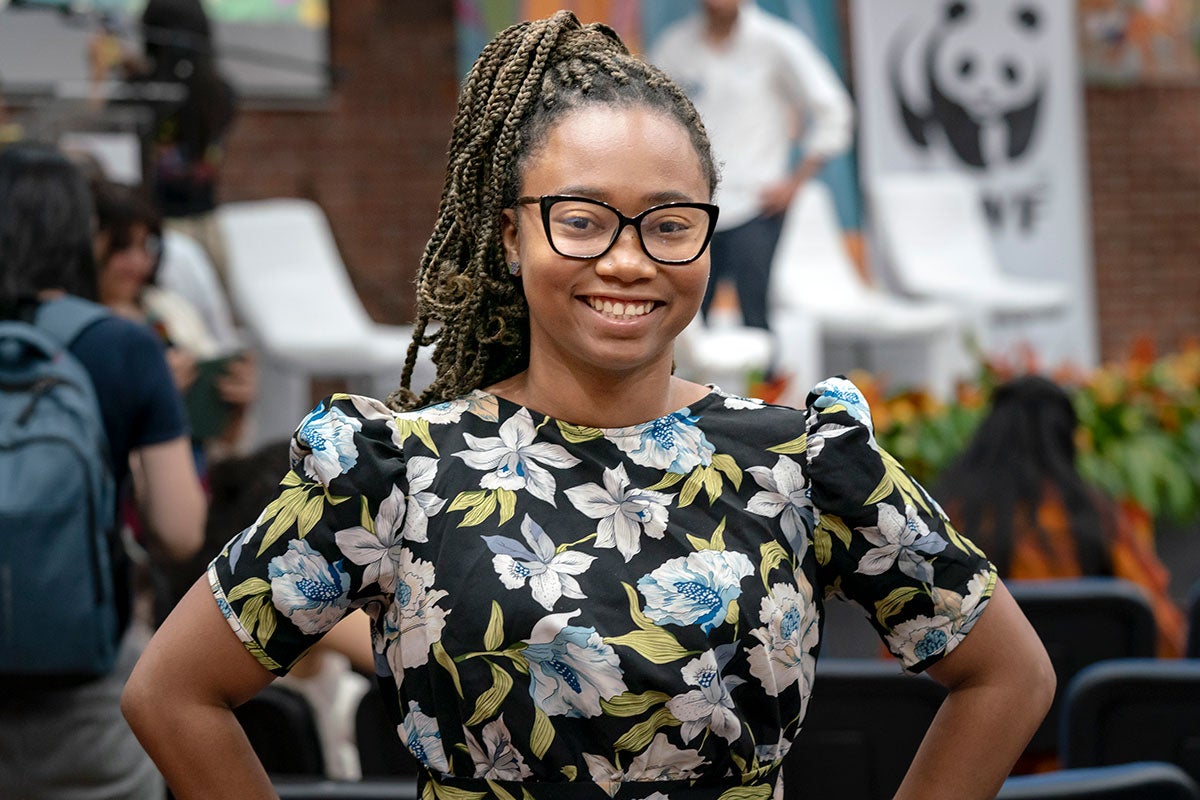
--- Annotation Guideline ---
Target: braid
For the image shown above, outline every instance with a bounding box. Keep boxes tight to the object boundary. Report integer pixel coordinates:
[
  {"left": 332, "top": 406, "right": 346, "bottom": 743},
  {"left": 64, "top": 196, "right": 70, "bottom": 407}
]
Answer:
[{"left": 388, "top": 11, "right": 716, "bottom": 411}]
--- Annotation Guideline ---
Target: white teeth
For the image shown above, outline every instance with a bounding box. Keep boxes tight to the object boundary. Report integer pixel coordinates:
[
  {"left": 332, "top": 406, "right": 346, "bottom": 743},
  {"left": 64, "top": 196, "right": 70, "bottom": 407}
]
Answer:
[{"left": 589, "top": 298, "right": 652, "bottom": 319}]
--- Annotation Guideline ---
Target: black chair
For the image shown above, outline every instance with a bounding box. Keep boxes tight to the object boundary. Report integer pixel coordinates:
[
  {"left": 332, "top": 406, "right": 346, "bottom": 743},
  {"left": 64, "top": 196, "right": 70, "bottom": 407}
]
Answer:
[
  {"left": 997, "top": 761, "right": 1200, "bottom": 800},
  {"left": 1187, "top": 579, "right": 1200, "bottom": 659},
  {"left": 1061, "top": 658, "right": 1200, "bottom": 785},
  {"left": 355, "top": 683, "right": 421, "bottom": 777},
  {"left": 274, "top": 778, "right": 419, "bottom": 800},
  {"left": 1007, "top": 577, "right": 1157, "bottom": 759},
  {"left": 234, "top": 683, "right": 326, "bottom": 777},
  {"left": 785, "top": 658, "right": 948, "bottom": 800}
]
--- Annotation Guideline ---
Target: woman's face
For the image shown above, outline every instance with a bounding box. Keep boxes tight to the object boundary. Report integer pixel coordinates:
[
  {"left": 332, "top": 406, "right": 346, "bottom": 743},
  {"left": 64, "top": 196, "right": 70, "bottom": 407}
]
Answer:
[
  {"left": 97, "top": 223, "right": 158, "bottom": 308},
  {"left": 502, "top": 104, "right": 711, "bottom": 383}
]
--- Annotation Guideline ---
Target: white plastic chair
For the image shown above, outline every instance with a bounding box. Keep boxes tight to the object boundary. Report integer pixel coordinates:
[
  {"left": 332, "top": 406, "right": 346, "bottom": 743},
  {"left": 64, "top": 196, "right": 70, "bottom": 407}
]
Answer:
[
  {"left": 673, "top": 316, "right": 775, "bottom": 399},
  {"left": 866, "top": 172, "right": 1069, "bottom": 352},
  {"left": 770, "top": 181, "right": 966, "bottom": 404},
  {"left": 215, "top": 199, "right": 434, "bottom": 447}
]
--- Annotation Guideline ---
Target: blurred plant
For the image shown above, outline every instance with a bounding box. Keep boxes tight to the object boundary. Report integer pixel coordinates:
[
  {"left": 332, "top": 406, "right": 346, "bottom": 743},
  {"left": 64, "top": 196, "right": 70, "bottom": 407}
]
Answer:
[{"left": 865, "top": 339, "right": 1200, "bottom": 526}]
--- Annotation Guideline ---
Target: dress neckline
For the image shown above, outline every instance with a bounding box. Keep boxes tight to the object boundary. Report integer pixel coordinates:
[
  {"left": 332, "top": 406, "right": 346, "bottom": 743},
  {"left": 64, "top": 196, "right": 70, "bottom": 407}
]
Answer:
[{"left": 468, "top": 386, "right": 726, "bottom": 432}]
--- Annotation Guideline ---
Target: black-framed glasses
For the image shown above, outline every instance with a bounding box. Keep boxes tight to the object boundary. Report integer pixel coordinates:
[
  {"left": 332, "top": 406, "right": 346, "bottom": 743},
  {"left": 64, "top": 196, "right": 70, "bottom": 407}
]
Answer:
[{"left": 516, "top": 195, "right": 719, "bottom": 265}]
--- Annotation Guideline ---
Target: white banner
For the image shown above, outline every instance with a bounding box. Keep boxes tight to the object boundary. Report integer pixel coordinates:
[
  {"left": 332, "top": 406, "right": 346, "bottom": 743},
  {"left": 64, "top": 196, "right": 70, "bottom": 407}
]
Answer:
[{"left": 851, "top": 0, "right": 1098, "bottom": 370}]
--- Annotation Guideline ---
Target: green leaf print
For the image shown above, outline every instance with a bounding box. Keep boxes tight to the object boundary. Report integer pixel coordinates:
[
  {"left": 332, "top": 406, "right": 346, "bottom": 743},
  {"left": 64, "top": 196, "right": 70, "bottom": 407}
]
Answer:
[
  {"left": 556, "top": 420, "right": 605, "bottom": 444},
  {"left": 483, "top": 601, "right": 505, "bottom": 651},
  {"left": 530, "top": 706, "right": 555, "bottom": 759},
  {"left": 767, "top": 433, "right": 807, "bottom": 455},
  {"left": 865, "top": 448, "right": 932, "bottom": 516},
  {"left": 432, "top": 641, "right": 463, "bottom": 698},
  {"left": 393, "top": 417, "right": 439, "bottom": 456},
  {"left": 758, "top": 541, "right": 790, "bottom": 587},
  {"left": 448, "top": 489, "right": 514, "bottom": 527},
  {"left": 613, "top": 707, "right": 681, "bottom": 752},
  {"left": 686, "top": 517, "right": 726, "bottom": 552},
  {"left": 465, "top": 660, "right": 513, "bottom": 726},
  {"left": 600, "top": 690, "right": 672, "bottom": 717},
  {"left": 711, "top": 453, "right": 743, "bottom": 491},
  {"left": 717, "top": 785, "right": 774, "bottom": 800},
  {"left": 875, "top": 586, "right": 922, "bottom": 627}
]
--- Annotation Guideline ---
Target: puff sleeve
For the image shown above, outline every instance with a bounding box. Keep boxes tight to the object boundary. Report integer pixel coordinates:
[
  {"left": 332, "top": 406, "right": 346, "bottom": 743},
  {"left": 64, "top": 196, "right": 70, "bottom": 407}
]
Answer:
[
  {"left": 208, "top": 394, "right": 406, "bottom": 675},
  {"left": 804, "top": 378, "right": 997, "bottom": 673}
]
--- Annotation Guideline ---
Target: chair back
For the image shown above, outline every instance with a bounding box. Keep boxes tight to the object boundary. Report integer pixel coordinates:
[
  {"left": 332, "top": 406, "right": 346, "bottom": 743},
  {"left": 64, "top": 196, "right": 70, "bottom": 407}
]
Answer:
[
  {"left": 867, "top": 171, "right": 1005, "bottom": 297},
  {"left": 1062, "top": 659, "right": 1200, "bottom": 785},
  {"left": 1008, "top": 578, "right": 1157, "bottom": 758},
  {"left": 786, "top": 658, "right": 947, "bottom": 800},
  {"left": 998, "top": 761, "right": 1200, "bottom": 800},
  {"left": 355, "top": 684, "right": 421, "bottom": 778},
  {"left": 235, "top": 683, "right": 326, "bottom": 777},
  {"left": 772, "top": 180, "right": 870, "bottom": 304},
  {"left": 216, "top": 198, "right": 376, "bottom": 356}
]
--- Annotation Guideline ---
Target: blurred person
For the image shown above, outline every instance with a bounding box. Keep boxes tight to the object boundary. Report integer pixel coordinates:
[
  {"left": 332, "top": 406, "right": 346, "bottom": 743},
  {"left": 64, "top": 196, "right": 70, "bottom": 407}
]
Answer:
[
  {"left": 91, "top": 178, "right": 255, "bottom": 462},
  {"left": 122, "top": 13, "right": 1053, "bottom": 800},
  {"left": 89, "top": 0, "right": 237, "bottom": 272},
  {"left": 0, "top": 141, "right": 205, "bottom": 800},
  {"left": 935, "top": 374, "right": 1186, "bottom": 657},
  {"left": 651, "top": 0, "right": 853, "bottom": 350}
]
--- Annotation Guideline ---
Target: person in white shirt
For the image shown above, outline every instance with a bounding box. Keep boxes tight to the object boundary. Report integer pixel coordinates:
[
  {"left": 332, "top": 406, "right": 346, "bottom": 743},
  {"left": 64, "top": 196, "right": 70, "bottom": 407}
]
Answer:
[{"left": 651, "top": 0, "right": 854, "bottom": 340}]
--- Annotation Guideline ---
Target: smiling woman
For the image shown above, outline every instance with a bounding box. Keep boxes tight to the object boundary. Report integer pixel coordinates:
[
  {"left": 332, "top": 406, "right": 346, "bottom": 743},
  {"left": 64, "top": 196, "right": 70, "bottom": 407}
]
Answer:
[{"left": 121, "top": 11, "right": 1056, "bottom": 800}]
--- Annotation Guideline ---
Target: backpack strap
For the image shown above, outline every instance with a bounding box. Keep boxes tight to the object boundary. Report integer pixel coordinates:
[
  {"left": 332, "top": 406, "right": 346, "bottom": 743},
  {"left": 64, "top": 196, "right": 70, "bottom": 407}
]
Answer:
[{"left": 34, "top": 296, "right": 111, "bottom": 348}]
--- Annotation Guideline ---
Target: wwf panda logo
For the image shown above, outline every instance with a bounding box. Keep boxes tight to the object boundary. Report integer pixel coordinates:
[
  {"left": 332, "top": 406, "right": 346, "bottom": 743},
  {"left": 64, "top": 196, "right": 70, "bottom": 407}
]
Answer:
[{"left": 889, "top": 1, "right": 1045, "bottom": 169}]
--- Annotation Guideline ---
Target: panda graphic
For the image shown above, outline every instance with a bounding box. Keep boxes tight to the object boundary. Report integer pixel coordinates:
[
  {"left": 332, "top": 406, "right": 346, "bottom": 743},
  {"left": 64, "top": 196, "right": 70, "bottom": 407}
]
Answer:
[{"left": 889, "top": 1, "right": 1045, "bottom": 170}]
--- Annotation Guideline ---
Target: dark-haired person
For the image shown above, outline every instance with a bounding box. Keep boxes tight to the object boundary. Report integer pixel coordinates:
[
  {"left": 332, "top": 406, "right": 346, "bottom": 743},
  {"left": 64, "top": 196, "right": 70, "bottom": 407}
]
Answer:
[
  {"left": 89, "top": 0, "right": 237, "bottom": 271},
  {"left": 123, "top": 13, "right": 1053, "bottom": 799},
  {"left": 935, "top": 375, "right": 1186, "bottom": 658},
  {"left": 0, "top": 142, "right": 205, "bottom": 799}
]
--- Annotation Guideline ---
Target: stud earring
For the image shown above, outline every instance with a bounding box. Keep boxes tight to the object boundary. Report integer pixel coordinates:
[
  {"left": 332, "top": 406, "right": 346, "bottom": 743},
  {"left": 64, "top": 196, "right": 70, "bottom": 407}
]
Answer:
[{"left": 507, "top": 261, "right": 521, "bottom": 276}]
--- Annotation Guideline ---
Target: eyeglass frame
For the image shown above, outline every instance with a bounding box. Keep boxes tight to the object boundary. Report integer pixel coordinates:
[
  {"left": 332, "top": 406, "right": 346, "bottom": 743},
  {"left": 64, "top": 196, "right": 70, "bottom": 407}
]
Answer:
[{"left": 514, "top": 195, "right": 720, "bottom": 266}]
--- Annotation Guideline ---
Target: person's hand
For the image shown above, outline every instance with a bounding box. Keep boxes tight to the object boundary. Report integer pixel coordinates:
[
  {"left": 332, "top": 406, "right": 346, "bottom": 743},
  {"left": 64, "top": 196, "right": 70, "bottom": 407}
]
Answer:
[
  {"left": 758, "top": 176, "right": 802, "bottom": 218},
  {"left": 166, "top": 347, "right": 198, "bottom": 393},
  {"left": 217, "top": 352, "right": 257, "bottom": 409},
  {"left": 87, "top": 31, "right": 124, "bottom": 82}
]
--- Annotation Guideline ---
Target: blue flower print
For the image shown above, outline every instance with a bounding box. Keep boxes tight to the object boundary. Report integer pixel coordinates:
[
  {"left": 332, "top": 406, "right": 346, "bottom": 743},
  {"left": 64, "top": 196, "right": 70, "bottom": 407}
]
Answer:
[
  {"left": 856, "top": 503, "right": 948, "bottom": 585},
  {"left": 399, "top": 700, "right": 449, "bottom": 772},
  {"left": 293, "top": 401, "right": 363, "bottom": 484},
  {"left": 521, "top": 610, "right": 628, "bottom": 718},
  {"left": 886, "top": 614, "right": 955, "bottom": 668},
  {"left": 267, "top": 539, "right": 351, "bottom": 636},
  {"left": 606, "top": 409, "right": 715, "bottom": 475},
  {"left": 638, "top": 549, "right": 754, "bottom": 633},
  {"left": 810, "top": 376, "right": 874, "bottom": 433}
]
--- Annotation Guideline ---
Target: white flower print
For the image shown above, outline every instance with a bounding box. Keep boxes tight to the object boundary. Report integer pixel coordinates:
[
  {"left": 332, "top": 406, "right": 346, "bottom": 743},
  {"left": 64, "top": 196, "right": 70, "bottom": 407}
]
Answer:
[
  {"left": 268, "top": 539, "right": 350, "bottom": 635},
  {"left": 564, "top": 464, "right": 674, "bottom": 562},
  {"left": 521, "top": 610, "right": 627, "bottom": 718},
  {"left": 930, "top": 568, "right": 992, "bottom": 635},
  {"left": 626, "top": 732, "right": 707, "bottom": 781},
  {"left": 886, "top": 613, "right": 955, "bottom": 668},
  {"left": 483, "top": 515, "right": 596, "bottom": 610},
  {"left": 666, "top": 645, "right": 745, "bottom": 744},
  {"left": 746, "top": 456, "right": 814, "bottom": 559},
  {"left": 335, "top": 485, "right": 405, "bottom": 592},
  {"left": 401, "top": 455, "right": 446, "bottom": 543},
  {"left": 722, "top": 394, "right": 765, "bottom": 410},
  {"left": 755, "top": 737, "right": 793, "bottom": 764},
  {"left": 606, "top": 408, "right": 714, "bottom": 474},
  {"left": 746, "top": 579, "right": 819, "bottom": 702},
  {"left": 293, "top": 402, "right": 362, "bottom": 484},
  {"left": 453, "top": 408, "right": 581, "bottom": 505},
  {"left": 399, "top": 701, "right": 449, "bottom": 772},
  {"left": 464, "top": 715, "right": 532, "bottom": 781},
  {"left": 383, "top": 549, "right": 449, "bottom": 673},
  {"left": 583, "top": 753, "right": 624, "bottom": 798},
  {"left": 396, "top": 396, "right": 471, "bottom": 425},
  {"left": 856, "top": 503, "right": 948, "bottom": 584},
  {"left": 638, "top": 549, "right": 754, "bottom": 633},
  {"left": 349, "top": 394, "right": 395, "bottom": 421}
]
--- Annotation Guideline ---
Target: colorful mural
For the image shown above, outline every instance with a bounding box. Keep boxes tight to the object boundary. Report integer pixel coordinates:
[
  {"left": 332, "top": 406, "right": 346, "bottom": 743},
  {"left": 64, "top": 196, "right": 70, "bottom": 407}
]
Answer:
[{"left": 1079, "top": 0, "right": 1200, "bottom": 83}]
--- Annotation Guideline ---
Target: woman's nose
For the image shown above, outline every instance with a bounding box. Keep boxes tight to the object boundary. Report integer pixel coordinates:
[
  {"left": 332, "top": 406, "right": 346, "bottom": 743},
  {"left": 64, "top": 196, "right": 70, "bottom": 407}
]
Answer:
[{"left": 594, "top": 226, "right": 656, "bottom": 281}]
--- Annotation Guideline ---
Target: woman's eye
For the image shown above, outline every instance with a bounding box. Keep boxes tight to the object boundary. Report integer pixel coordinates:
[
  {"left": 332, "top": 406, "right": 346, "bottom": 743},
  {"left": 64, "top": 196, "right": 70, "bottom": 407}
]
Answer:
[{"left": 651, "top": 219, "right": 690, "bottom": 236}]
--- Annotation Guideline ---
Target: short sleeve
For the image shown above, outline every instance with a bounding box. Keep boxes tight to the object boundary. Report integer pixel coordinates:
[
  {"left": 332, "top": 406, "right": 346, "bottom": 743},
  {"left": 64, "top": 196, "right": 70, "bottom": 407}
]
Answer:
[
  {"left": 804, "top": 377, "right": 997, "bottom": 673},
  {"left": 208, "top": 393, "right": 406, "bottom": 675}
]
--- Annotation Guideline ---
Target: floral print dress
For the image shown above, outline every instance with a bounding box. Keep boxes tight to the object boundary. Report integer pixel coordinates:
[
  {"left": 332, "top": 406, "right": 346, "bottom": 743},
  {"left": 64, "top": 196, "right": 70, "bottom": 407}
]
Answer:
[{"left": 210, "top": 377, "right": 995, "bottom": 800}]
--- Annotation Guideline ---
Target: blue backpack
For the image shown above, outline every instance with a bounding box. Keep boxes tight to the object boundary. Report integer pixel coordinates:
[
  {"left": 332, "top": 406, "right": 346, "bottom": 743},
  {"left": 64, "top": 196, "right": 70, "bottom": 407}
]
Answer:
[{"left": 0, "top": 297, "right": 119, "bottom": 677}]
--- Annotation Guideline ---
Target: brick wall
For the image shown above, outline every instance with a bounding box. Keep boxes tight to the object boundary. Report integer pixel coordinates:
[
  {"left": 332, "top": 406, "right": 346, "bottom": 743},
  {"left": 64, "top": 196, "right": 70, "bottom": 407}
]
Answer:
[{"left": 218, "top": 2, "right": 1200, "bottom": 363}]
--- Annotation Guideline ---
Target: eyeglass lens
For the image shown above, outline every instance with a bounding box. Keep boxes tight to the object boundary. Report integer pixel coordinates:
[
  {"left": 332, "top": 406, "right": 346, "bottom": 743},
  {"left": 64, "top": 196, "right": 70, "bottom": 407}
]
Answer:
[{"left": 545, "top": 198, "right": 711, "bottom": 263}]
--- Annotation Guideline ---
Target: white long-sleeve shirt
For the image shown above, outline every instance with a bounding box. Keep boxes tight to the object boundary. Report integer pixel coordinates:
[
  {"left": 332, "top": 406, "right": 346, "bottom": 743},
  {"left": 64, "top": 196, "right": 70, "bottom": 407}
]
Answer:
[{"left": 650, "top": 3, "right": 854, "bottom": 230}]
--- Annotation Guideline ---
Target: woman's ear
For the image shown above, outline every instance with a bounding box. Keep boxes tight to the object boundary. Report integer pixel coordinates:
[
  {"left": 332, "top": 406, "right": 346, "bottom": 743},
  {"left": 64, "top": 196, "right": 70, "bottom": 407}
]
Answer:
[{"left": 500, "top": 208, "right": 519, "bottom": 265}]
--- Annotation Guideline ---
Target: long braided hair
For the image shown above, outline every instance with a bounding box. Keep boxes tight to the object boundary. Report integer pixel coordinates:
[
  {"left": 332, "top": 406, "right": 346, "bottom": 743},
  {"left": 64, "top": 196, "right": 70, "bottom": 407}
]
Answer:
[{"left": 388, "top": 11, "right": 716, "bottom": 411}]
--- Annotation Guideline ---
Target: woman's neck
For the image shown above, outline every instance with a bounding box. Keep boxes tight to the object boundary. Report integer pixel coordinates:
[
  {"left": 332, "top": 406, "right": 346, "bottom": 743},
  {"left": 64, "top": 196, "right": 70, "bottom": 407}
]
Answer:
[{"left": 486, "top": 362, "right": 709, "bottom": 428}]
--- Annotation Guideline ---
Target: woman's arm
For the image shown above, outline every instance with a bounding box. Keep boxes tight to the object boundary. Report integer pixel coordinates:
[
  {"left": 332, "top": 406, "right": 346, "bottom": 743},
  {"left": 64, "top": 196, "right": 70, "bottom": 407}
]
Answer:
[
  {"left": 122, "top": 577, "right": 279, "bottom": 799},
  {"left": 895, "top": 578, "right": 1055, "bottom": 800},
  {"left": 130, "top": 436, "right": 206, "bottom": 562}
]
